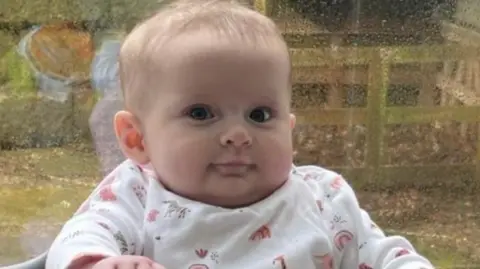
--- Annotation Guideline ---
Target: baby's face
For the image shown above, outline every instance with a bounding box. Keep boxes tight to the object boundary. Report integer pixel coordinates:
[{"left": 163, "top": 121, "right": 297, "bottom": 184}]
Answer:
[{"left": 141, "top": 32, "right": 293, "bottom": 208}]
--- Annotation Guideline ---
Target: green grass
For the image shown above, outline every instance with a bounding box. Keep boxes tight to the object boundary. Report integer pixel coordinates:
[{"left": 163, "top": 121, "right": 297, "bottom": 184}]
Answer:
[
  {"left": 394, "top": 232, "right": 471, "bottom": 268},
  {"left": 0, "top": 147, "right": 100, "bottom": 231},
  {"left": 0, "top": 185, "right": 94, "bottom": 265},
  {"left": 0, "top": 147, "right": 99, "bottom": 265}
]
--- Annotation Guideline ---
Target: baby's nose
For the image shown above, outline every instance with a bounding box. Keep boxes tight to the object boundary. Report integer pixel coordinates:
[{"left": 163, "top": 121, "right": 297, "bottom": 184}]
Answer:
[{"left": 220, "top": 125, "right": 252, "bottom": 147}]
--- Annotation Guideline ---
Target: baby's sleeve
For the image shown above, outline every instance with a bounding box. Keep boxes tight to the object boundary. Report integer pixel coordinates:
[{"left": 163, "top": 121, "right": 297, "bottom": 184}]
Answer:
[
  {"left": 296, "top": 165, "right": 434, "bottom": 269},
  {"left": 46, "top": 163, "right": 148, "bottom": 269}
]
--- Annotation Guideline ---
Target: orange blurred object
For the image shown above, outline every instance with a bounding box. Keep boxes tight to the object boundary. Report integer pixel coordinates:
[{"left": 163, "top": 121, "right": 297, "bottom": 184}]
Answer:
[{"left": 26, "top": 22, "right": 95, "bottom": 82}]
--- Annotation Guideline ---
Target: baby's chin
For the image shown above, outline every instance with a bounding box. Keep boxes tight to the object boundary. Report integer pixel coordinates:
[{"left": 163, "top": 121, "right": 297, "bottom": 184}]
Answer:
[
  {"left": 196, "top": 176, "right": 284, "bottom": 208},
  {"left": 198, "top": 194, "right": 267, "bottom": 209}
]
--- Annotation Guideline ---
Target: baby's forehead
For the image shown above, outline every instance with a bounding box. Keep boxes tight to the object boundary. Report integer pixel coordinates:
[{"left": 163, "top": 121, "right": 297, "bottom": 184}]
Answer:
[
  {"left": 163, "top": 33, "right": 286, "bottom": 62},
  {"left": 119, "top": 0, "right": 290, "bottom": 114}
]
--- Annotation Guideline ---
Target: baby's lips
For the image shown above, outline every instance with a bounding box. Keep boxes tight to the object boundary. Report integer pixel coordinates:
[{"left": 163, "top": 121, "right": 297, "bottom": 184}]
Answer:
[{"left": 188, "top": 264, "right": 209, "bottom": 269}]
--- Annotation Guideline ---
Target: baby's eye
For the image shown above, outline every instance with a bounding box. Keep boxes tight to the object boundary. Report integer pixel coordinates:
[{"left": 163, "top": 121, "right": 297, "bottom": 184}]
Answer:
[
  {"left": 187, "top": 105, "right": 214, "bottom": 121},
  {"left": 249, "top": 107, "right": 272, "bottom": 123}
]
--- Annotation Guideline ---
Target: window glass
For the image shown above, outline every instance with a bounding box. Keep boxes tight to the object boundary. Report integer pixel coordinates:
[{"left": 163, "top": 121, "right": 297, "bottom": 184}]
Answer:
[{"left": 0, "top": 0, "right": 478, "bottom": 267}]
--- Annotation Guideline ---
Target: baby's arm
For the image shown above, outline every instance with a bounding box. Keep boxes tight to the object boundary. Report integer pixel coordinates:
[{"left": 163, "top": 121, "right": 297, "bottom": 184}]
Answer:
[
  {"left": 297, "top": 166, "right": 434, "bottom": 269},
  {"left": 46, "top": 164, "right": 148, "bottom": 269}
]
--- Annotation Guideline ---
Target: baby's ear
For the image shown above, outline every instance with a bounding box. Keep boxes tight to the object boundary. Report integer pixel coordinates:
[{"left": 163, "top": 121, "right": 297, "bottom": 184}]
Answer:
[
  {"left": 289, "top": 113, "right": 296, "bottom": 130},
  {"left": 114, "top": 110, "right": 149, "bottom": 164}
]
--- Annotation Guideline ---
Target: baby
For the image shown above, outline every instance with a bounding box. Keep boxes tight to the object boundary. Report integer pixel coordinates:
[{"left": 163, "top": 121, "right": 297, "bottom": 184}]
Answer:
[{"left": 46, "top": 0, "right": 435, "bottom": 269}]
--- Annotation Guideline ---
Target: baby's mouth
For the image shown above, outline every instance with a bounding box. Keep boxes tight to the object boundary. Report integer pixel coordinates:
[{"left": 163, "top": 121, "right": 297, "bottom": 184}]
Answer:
[{"left": 211, "top": 162, "right": 256, "bottom": 177}]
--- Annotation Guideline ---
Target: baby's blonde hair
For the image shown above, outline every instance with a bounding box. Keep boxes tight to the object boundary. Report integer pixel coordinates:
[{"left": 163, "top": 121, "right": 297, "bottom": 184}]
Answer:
[{"left": 118, "top": 0, "right": 289, "bottom": 115}]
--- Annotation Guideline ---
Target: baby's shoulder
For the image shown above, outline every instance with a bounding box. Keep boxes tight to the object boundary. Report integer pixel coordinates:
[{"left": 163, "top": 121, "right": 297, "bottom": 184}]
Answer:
[
  {"left": 91, "top": 159, "right": 151, "bottom": 197},
  {"left": 291, "top": 164, "right": 342, "bottom": 185},
  {"left": 291, "top": 164, "right": 355, "bottom": 201}
]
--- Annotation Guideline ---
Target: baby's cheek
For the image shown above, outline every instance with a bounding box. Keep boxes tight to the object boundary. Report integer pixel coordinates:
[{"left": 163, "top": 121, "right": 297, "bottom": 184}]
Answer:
[
  {"left": 267, "top": 135, "right": 293, "bottom": 163},
  {"left": 262, "top": 145, "right": 293, "bottom": 180},
  {"left": 151, "top": 146, "right": 207, "bottom": 187}
]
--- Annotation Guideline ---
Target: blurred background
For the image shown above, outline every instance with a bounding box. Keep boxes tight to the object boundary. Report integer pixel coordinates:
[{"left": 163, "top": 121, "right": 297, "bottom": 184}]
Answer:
[{"left": 0, "top": 0, "right": 479, "bottom": 268}]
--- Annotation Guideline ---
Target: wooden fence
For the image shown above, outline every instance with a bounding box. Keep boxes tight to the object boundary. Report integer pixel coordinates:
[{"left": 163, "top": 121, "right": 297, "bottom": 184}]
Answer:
[{"left": 288, "top": 44, "right": 480, "bottom": 189}]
